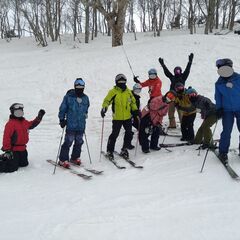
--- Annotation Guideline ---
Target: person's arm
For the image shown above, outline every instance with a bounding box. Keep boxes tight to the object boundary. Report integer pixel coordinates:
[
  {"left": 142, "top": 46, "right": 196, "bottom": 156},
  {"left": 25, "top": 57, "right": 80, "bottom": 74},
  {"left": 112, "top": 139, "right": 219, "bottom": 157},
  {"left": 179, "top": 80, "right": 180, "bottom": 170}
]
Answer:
[
  {"left": 182, "top": 53, "right": 194, "bottom": 81},
  {"left": 214, "top": 83, "right": 222, "bottom": 110},
  {"left": 2, "top": 122, "right": 14, "bottom": 151},
  {"left": 58, "top": 95, "right": 68, "bottom": 121},
  {"left": 102, "top": 89, "right": 116, "bottom": 109},
  {"left": 159, "top": 60, "right": 173, "bottom": 79}
]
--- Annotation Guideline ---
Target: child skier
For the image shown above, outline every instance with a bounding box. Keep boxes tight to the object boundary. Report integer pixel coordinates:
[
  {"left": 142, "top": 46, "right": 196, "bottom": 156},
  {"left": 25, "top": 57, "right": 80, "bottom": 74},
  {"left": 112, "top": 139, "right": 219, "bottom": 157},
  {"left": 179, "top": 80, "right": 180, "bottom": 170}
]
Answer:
[
  {"left": 101, "top": 74, "right": 139, "bottom": 160},
  {"left": 186, "top": 88, "right": 218, "bottom": 149},
  {"left": 1, "top": 103, "right": 45, "bottom": 173},
  {"left": 159, "top": 53, "right": 194, "bottom": 128},
  {"left": 133, "top": 68, "right": 162, "bottom": 98},
  {"left": 139, "top": 92, "right": 174, "bottom": 153},
  {"left": 58, "top": 78, "right": 89, "bottom": 168}
]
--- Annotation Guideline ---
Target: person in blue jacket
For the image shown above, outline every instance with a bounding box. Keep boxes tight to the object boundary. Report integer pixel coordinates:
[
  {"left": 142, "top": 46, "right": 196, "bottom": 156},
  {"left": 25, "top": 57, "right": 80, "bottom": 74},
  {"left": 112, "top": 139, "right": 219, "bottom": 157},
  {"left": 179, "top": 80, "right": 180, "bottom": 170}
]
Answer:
[
  {"left": 58, "top": 78, "right": 90, "bottom": 168},
  {"left": 215, "top": 58, "right": 240, "bottom": 163}
]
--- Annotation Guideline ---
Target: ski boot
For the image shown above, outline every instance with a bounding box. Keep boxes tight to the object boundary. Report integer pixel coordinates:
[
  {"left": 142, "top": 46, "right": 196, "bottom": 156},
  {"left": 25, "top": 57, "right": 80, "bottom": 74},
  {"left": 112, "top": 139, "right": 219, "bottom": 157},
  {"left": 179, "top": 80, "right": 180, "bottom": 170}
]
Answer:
[
  {"left": 70, "top": 158, "right": 81, "bottom": 165},
  {"left": 119, "top": 148, "right": 129, "bottom": 160},
  {"left": 125, "top": 144, "right": 135, "bottom": 150},
  {"left": 58, "top": 160, "right": 70, "bottom": 168},
  {"left": 105, "top": 151, "right": 114, "bottom": 161},
  {"left": 150, "top": 146, "right": 161, "bottom": 151},
  {"left": 218, "top": 153, "right": 228, "bottom": 165}
]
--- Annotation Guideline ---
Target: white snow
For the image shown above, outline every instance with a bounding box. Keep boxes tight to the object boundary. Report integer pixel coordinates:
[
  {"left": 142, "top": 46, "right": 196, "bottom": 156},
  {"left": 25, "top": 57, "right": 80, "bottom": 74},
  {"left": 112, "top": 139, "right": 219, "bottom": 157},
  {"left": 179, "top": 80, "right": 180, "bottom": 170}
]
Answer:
[{"left": 1, "top": 29, "right": 240, "bottom": 240}]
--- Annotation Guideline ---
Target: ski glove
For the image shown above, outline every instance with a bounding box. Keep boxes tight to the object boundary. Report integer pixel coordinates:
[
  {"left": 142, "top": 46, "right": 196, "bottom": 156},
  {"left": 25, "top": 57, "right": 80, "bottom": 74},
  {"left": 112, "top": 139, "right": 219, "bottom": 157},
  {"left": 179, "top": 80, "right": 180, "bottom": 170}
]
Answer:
[
  {"left": 37, "top": 109, "right": 46, "bottom": 120},
  {"left": 133, "top": 76, "right": 140, "bottom": 84},
  {"left": 101, "top": 108, "right": 107, "bottom": 118},
  {"left": 189, "top": 53, "right": 194, "bottom": 63},
  {"left": 158, "top": 57, "right": 164, "bottom": 65},
  {"left": 3, "top": 150, "right": 13, "bottom": 160},
  {"left": 59, "top": 119, "right": 67, "bottom": 128}
]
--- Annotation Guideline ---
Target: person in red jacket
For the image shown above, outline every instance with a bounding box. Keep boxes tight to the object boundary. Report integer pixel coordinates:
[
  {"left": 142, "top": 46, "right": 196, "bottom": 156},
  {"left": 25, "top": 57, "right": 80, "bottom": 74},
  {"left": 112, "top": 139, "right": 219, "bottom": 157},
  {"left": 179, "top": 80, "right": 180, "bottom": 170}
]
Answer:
[
  {"left": 134, "top": 68, "right": 162, "bottom": 98},
  {"left": 1, "top": 103, "right": 45, "bottom": 173}
]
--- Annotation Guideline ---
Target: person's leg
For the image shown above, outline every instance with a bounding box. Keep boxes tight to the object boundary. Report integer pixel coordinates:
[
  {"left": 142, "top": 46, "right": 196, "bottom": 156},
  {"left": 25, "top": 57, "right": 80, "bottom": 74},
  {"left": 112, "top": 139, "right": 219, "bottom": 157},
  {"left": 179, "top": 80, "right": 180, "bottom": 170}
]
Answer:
[
  {"left": 18, "top": 150, "right": 29, "bottom": 167},
  {"left": 186, "top": 113, "right": 196, "bottom": 141},
  {"left": 59, "top": 130, "right": 75, "bottom": 161},
  {"left": 107, "top": 120, "right": 122, "bottom": 153},
  {"left": 6, "top": 151, "right": 20, "bottom": 172},
  {"left": 168, "top": 102, "right": 176, "bottom": 128},
  {"left": 194, "top": 123, "right": 204, "bottom": 144},
  {"left": 71, "top": 131, "right": 84, "bottom": 160},
  {"left": 122, "top": 119, "right": 133, "bottom": 149},
  {"left": 150, "top": 126, "right": 160, "bottom": 149},
  {"left": 181, "top": 115, "right": 188, "bottom": 140},
  {"left": 202, "top": 115, "right": 218, "bottom": 145},
  {"left": 219, "top": 111, "right": 234, "bottom": 154}
]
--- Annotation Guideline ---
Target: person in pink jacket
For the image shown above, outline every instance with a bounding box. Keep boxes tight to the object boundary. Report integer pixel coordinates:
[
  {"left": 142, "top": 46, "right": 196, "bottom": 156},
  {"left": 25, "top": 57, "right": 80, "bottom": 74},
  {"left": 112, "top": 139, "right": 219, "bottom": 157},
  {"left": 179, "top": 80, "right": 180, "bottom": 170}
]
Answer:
[{"left": 139, "top": 92, "right": 174, "bottom": 153}]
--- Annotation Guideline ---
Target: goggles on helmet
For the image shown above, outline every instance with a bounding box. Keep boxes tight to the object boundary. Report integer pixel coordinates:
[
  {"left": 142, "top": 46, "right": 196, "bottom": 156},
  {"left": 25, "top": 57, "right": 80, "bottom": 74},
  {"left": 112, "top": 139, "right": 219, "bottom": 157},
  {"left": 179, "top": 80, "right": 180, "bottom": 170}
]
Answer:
[
  {"left": 188, "top": 92, "right": 198, "bottom": 98},
  {"left": 216, "top": 58, "right": 233, "bottom": 68},
  {"left": 12, "top": 103, "right": 24, "bottom": 109},
  {"left": 74, "top": 78, "right": 85, "bottom": 88}
]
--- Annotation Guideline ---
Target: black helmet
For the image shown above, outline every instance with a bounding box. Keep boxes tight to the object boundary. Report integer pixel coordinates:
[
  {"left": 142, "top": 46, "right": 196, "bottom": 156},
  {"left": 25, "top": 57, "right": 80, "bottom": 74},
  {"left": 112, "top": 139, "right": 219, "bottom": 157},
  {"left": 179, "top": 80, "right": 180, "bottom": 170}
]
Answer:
[
  {"left": 9, "top": 103, "right": 24, "bottom": 117},
  {"left": 216, "top": 58, "right": 233, "bottom": 69},
  {"left": 174, "top": 66, "right": 182, "bottom": 76}
]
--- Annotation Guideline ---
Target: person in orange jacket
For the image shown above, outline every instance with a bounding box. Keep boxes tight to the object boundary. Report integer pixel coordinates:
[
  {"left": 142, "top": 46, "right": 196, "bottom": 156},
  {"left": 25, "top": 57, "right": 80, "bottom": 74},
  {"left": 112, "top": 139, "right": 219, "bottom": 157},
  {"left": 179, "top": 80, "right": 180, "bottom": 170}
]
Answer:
[{"left": 133, "top": 68, "right": 162, "bottom": 99}]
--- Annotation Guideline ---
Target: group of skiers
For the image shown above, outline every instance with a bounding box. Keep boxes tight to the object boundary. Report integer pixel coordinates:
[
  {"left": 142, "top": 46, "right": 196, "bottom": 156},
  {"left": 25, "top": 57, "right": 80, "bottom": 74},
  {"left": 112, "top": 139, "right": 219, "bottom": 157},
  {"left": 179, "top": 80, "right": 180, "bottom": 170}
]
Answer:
[{"left": 1, "top": 55, "right": 240, "bottom": 173}]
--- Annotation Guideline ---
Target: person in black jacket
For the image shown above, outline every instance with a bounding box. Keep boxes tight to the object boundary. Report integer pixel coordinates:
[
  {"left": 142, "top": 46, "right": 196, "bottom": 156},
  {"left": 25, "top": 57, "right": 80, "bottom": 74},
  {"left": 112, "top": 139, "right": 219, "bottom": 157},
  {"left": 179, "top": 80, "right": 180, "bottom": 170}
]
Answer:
[
  {"left": 186, "top": 88, "right": 218, "bottom": 149},
  {"left": 159, "top": 53, "right": 194, "bottom": 128}
]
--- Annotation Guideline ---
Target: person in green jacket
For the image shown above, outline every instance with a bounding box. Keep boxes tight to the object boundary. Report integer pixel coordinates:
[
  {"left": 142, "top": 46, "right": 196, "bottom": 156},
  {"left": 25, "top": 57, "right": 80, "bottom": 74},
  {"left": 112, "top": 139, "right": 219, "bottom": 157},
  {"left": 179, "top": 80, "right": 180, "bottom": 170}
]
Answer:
[{"left": 101, "top": 74, "right": 139, "bottom": 160}]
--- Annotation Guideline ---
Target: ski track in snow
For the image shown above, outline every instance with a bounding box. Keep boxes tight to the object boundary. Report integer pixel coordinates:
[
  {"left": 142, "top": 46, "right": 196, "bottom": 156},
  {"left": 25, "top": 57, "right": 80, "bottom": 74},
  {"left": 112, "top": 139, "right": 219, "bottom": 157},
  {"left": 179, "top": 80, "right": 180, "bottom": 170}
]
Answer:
[{"left": 1, "top": 30, "right": 240, "bottom": 240}]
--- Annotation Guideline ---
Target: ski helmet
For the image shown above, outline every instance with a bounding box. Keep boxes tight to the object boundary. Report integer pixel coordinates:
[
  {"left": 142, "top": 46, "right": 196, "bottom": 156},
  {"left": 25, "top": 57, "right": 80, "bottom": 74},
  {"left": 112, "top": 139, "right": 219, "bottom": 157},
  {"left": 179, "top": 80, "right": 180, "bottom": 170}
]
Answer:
[
  {"left": 115, "top": 74, "right": 127, "bottom": 83},
  {"left": 133, "top": 83, "right": 142, "bottom": 95},
  {"left": 174, "top": 66, "right": 182, "bottom": 76},
  {"left": 9, "top": 103, "right": 24, "bottom": 118},
  {"left": 216, "top": 58, "right": 233, "bottom": 68},
  {"left": 74, "top": 78, "right": 85, "bottom": 88},
  {"left": 163, "top": 90, "right": 176, "bottom": 103},
  {"left": 186, "top": 87, "right": 198, "bottom": 97},
  {"left": 174, "top": 82, "right": 184, "bottom": 93}
]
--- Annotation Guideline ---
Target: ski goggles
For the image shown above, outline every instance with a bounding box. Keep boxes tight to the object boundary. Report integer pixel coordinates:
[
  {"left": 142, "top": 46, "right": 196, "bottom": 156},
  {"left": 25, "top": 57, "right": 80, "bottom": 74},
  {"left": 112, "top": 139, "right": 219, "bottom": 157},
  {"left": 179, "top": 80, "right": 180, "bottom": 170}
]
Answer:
[
  {"left": 116, "top": 80, "right": 127, "bottom": 83},
  {"left": 216, "top": 58, "right": 233, "bottom": 68},
  {"left": 115, "top": 74, "right": 127, "bottom": 82},
  {"left": 175, "top": 85, "right": 184, "bottom": 92},
  {"left": 188, "top": 92, "right": 198, "bottom": 98},
  {"left": 165, "top": 92, "right": 176, "bottom": 102},
  {"left": 74, "top": 78, "right": 85, "bottom": 88},
  {"left": 13, "top": 103, "right": 24, "bottom": 109},
  {"left": 149, "top": 74, "right": 157, "bottom": 79}
]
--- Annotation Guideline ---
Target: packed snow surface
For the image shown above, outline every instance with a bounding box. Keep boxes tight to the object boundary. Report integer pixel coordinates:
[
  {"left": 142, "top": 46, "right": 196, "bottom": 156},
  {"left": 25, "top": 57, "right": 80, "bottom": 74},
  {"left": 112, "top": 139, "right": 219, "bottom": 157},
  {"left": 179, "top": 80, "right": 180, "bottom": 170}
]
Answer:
[{"left": 1, "top": 30, "right": 240, "bottom": 240}]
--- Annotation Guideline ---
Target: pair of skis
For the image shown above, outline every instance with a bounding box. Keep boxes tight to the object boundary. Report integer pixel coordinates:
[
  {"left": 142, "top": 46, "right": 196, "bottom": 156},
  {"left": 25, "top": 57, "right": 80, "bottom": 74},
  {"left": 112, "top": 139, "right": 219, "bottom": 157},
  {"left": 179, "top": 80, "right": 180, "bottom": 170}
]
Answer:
[
  {"left": 47, "top": 159, "right": 103, "bottom": 180},
  {"left": 101, "top": 151, "right": 143, "bottom": 169}
]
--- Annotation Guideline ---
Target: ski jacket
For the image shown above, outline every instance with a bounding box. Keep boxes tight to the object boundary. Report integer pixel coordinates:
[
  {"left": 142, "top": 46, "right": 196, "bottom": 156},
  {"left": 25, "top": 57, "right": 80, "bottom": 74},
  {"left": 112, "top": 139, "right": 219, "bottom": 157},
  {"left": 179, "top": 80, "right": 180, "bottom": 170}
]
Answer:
[
  {"left": 141, "top": 96, "right": 168, "bottom": 126},
  {"left": 175, "top": 92, "right": 196, "bottom": 116},
  {"left": 191, "top": 95, "right": 216, "bottom": 119},
  {"left": 2, "top": 116, "right": 41, "bottom": 151},
  {"left": 161, "top": 61, "right": 192, "bottom": 90},
  {"left": 140, "top": 76, "right": 162, "bottom": 97},
  {"left": 59, "top": 89, "right": 90, "bottom": 131},
  {"left": 215, "top": 72, "right": 240, "bottom": 111},
  {"left": 102, "top": 86, "right": 138, "bottom": 121}
]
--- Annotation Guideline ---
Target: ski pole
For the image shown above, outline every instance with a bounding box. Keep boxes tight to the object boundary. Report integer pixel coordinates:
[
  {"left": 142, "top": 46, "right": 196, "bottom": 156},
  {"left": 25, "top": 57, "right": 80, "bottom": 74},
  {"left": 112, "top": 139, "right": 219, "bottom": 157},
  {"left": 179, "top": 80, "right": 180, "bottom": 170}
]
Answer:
[
  {"left": 53, "top": 127, "right": 65, "bottom": 174},
  {"left": 200, "top": 120, "right": 218, "bottom": 173},
  {"left": 99, "top": 118, "right": 105, "bottom": 161},
  {"left": 121, "top": 39, "right": 135, "bottom": 76},
  {"left": 160, "top": 126, "right": 172, "bottom": 152},
  {"left": 84, "top": 133, "right": 92, "bottom": 164}
]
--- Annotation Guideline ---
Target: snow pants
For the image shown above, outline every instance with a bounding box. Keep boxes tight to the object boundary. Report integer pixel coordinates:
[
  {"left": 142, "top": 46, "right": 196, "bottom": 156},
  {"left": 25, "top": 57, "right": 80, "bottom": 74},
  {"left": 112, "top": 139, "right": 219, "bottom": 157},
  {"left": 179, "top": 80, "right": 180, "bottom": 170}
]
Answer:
[
  {"left": 181, "top": 113, "right": 196, "bottom": 141},
  {"left": 107, "top": 119, "right": 133, "bottom": 152},
  {"left": 194, "top": 114, "right": 217, "bottom": 145},
  {"left": 219, "top": 111, "right": 240, "bottom": 154},
  {"left": 59, "top": 130, "right": 84, "bottom": 161},
  {"left": 0, "top": 150, "right": 28, "bottom": 173},
  {"left": 168, "top": 102, "right": 182, "bottom": 128}
]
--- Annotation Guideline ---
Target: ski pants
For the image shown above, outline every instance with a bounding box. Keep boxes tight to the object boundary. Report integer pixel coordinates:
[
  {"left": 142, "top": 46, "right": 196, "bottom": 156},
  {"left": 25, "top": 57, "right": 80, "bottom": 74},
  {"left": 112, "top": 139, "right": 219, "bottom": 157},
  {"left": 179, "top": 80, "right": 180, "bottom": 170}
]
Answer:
[
  {"left": 181, "top": 113, "right": 196, "bottom": 141},
  {"left": 107, "top": 119, "right": 132, "bottom": 152},
  {"left": 59, "top": 130, "right": 84, "bottom": 161},
  {"left": 168, "top": 102, "right": 182, "bottom": 128},
  {"left": 219, "top": 111, "right": 240, "bottom": 154},
  {"left": 194, "top": 114, "right": 217, "bottom": 145},
  {"left": 0, "top": 150, "right": 28, "bottom": 173}
]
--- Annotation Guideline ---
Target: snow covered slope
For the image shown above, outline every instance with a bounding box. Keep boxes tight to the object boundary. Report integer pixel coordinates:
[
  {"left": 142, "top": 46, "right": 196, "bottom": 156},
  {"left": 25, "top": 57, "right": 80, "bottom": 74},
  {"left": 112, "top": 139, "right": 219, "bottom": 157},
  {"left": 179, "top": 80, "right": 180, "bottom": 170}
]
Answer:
[{"left": 1, "top": 31, "right": 240, "bottom": 240}]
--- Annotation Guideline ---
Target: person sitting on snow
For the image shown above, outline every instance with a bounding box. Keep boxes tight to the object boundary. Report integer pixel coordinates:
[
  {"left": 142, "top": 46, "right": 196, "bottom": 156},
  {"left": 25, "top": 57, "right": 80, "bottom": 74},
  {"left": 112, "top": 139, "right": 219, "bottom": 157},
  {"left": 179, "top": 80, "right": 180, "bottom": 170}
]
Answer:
[
  {"left": 58, "top": 78, "right": 89, "bottom": 168},
  {"left": 133, "top": 68, "right": 162, "bottom": 99},
  {"left": 1, "top": 103, "right": 45, "bottom": 173},
  {"left": 139, "top": 91, "right": 175, "bottom": 153},
  {"left": 101, "top": 74, "right": 139, "bottom": 160},
  {"left": 158, "top": 53, "right": 194, "bottom": 128}
]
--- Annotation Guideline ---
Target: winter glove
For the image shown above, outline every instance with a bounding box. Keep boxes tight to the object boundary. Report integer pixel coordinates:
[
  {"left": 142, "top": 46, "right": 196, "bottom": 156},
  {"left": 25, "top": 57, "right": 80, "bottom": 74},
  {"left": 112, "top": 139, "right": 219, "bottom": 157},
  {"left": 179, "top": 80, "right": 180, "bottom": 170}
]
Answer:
[
  {"left": 158, "top": 57, "right": 164, "bottom": 65},
  {"left": 216, "top": 108, "right": 223, "bottom": 119},
  {"left": 133, "top": 76, "right": 140, "bottom": 84},
  {"left": 189, "top": 53, "right": 194, "bottom": 63},
  {"left": 3, "top": 150, "right": 13, "bottom": 160},
  {"left": 59, "top": 119, "right": 67, "bottom": 128},
  {"left": 101, "top": 108, "right": 107, "bottom": 118},
  {"left": 37, "top": 109, "right": 46, "bottom": 120}
]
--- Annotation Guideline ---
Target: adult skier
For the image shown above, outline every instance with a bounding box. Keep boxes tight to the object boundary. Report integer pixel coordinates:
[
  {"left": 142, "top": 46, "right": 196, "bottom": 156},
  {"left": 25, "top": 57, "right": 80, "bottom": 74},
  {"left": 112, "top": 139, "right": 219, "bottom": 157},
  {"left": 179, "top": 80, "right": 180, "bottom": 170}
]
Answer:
[
  {"left": 158, "top": 53, "right": 194, "bottom": 128},
  {"left": 133, "top": 68, "right": 162, "bottom": 99},
  {"left": 58, "top": 78, "right": 89, "bottom": 168},
  {"left": 101, "top": 74, "right": 139, "bottom": 160},
  {"left": 186, "top": 88, "right": 218, "bottom": 149},
  {"left": 215, "top": 58, "right": 240, "bottom": 163},
  {"left": 1, "top": 103, "right": 45, "bottom": 172}
]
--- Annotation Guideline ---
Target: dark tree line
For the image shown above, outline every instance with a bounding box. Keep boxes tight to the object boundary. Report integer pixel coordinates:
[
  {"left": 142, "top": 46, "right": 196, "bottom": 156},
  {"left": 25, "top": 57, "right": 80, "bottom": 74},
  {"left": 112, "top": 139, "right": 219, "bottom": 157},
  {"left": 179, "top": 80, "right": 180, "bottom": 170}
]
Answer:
[{"left": 0, "top": 0, "right": 239, "bottom": 47}]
